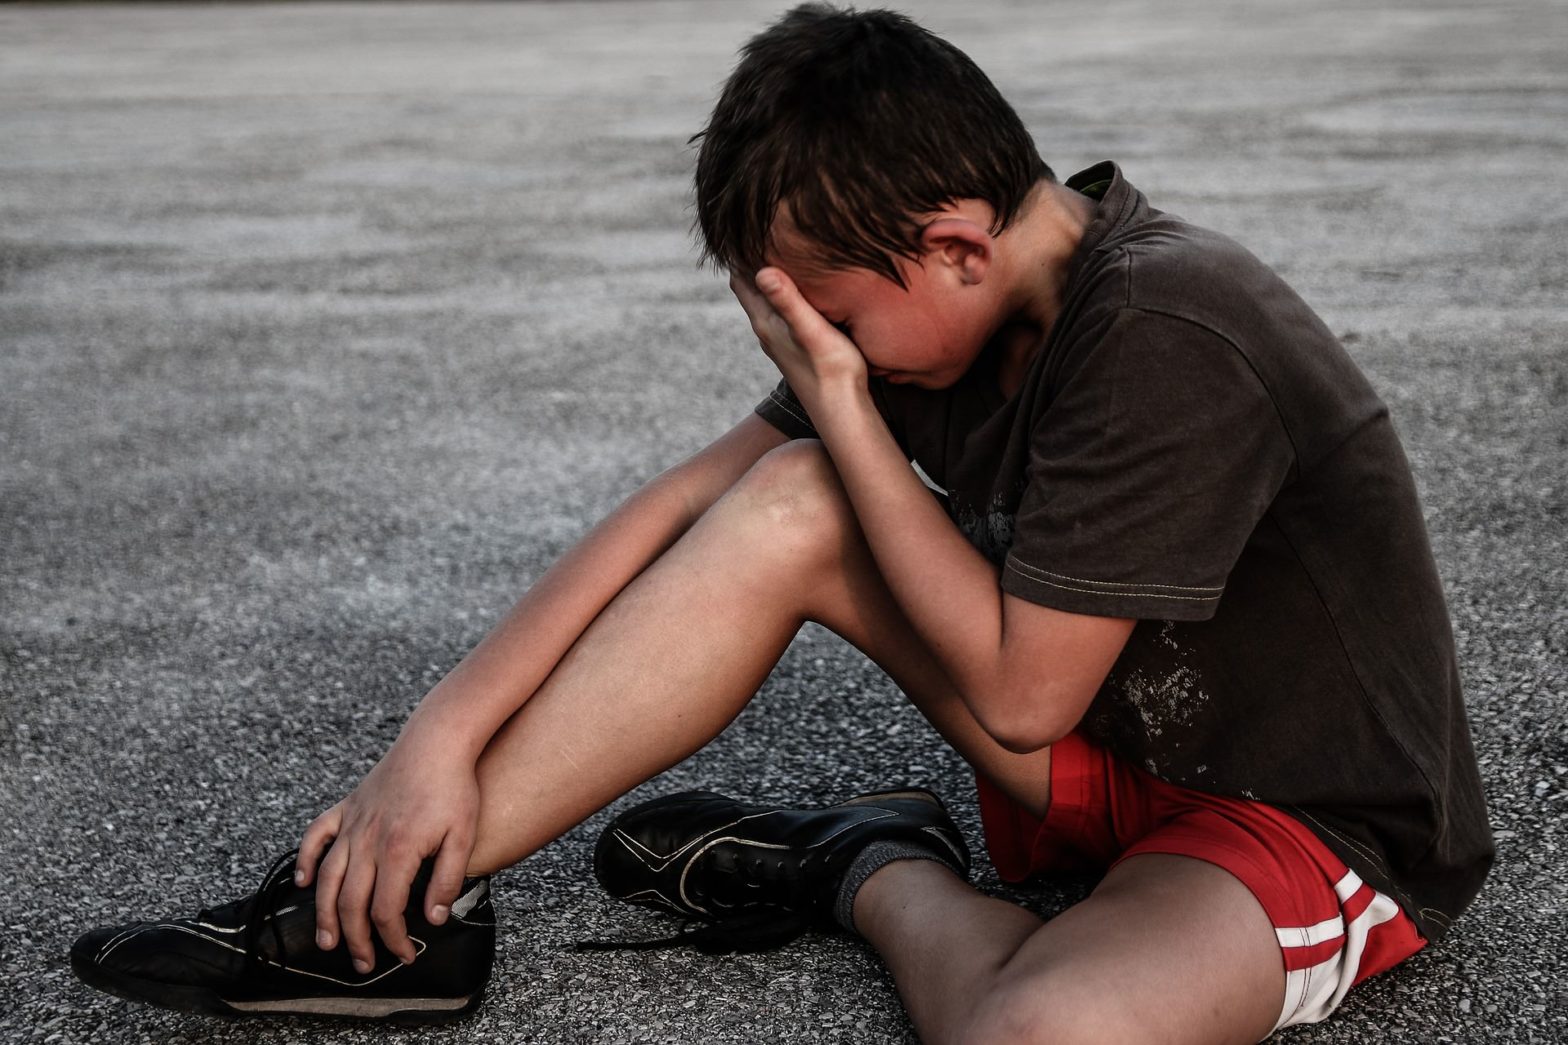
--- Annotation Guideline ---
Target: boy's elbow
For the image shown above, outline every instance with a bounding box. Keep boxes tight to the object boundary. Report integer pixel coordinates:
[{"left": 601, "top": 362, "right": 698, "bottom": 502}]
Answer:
[
  {"left": 975, "top": 609, "right": 1131, "bottom": 755},
  {"left": 989, "top": 721, "right": 1066, "bottom": 756},
  {"left": 972, "top": 690, "right": 1077, "bottom": 756}
]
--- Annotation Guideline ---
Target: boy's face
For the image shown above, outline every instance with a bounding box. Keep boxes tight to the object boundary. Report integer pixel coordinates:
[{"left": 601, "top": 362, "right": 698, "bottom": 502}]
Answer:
[{"left": 763, "top": 215, "right": 1000, "bottom": 390}]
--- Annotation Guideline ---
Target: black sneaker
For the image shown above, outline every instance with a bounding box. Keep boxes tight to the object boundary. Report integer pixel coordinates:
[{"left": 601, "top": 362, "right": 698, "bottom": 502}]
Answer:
[
  {"left": 70, "top": 850, "right": 495, "bottom": 1023},
  {"left": 583, "top": 787, "right": 968, "bottom": 953}
]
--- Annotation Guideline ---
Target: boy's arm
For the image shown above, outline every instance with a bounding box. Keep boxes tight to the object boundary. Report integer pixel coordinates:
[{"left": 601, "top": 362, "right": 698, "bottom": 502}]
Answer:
[
  {"left": 395, "top": 410, "right": 789, "bottom": 762},
  {"left": 738, "top": 271, "right": 1134, "bottom": 753},
  {"left": 296, "top": 411, "right": 788, "bottom": 967},
  {"left": 814, "top": 393, "right": 1133, "bottom": 752}
]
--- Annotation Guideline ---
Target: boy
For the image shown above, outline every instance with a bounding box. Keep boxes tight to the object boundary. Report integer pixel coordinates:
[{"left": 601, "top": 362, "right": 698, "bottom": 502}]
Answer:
[{"left": 71, "top": 4, "right": 1492, "bottom": 1041}]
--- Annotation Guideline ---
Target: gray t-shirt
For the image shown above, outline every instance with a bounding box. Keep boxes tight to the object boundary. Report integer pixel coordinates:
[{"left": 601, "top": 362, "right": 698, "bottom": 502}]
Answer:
[{"left": 754, "top": 161, "right": 1492, "bottom": 942}]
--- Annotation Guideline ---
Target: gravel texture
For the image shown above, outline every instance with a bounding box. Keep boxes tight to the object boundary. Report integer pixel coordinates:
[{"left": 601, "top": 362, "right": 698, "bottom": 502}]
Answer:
[{"left": 2, "top": 1, "right": 1564, "bottom": 1042}]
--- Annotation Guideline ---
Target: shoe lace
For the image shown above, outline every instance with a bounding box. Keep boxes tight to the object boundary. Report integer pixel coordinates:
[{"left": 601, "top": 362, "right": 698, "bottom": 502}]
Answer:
[
  {"left": 195, "top": 849, "right": 302, "bottom": 967},
  {"left": 576, "top": 846, "right": 835, "bottom": 954}
]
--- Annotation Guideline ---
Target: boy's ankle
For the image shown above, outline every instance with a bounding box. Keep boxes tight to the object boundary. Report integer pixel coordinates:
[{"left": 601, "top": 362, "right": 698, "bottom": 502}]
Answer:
[{"left": 835, "top": 841, "right": 964, "bottom": 935}]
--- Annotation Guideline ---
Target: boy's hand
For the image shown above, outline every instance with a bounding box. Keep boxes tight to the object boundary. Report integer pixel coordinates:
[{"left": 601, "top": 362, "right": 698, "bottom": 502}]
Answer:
[
  {"left": 292, "top": 736, "right": 480, "bottom": 972},
  {"left": 730, "top": 267, "right": 867, "bottom": 400}
]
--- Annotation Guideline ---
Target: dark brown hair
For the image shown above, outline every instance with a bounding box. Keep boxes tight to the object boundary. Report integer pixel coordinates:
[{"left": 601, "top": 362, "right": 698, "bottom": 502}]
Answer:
[{"left": 691, "top": 3, "right": 1051, "bottom": 288}]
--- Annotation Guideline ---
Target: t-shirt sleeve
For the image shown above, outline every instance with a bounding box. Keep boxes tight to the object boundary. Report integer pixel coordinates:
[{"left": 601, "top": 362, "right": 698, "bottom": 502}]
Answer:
[
  {"left": 753, "top": 377, "right": 819, "bottom": 440},
  {"left": 1002, "top": 308, "right": 1296, "bottom": 621},
  {"left": 752, "top": 376, "right": 911, "bottom": 458}
]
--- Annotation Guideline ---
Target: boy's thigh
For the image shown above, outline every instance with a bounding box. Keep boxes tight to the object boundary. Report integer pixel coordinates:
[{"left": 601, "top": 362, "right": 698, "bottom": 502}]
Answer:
[{"left": 973, "top": 853, "right": 1283, "bottom": 1045}]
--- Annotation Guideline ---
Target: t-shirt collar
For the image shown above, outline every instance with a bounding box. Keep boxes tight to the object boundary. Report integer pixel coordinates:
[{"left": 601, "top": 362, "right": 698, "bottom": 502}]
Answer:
[{"left": 1061, "top": 160, "right": 1145, "bottom": 289}]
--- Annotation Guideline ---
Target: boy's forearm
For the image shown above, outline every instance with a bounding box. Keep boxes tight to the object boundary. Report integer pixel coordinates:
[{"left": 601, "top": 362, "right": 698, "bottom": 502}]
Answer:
[
  {"left": 794, "top": 383, "right": 1126, "bottom": 751},
  {"left": 391, "top": 415, "right": 785, "bottom": 763},
  {"left": 808, "top": 384, "right": 1022, "bottom": 735},
  {"left": 394, "top": 468, "right": 711, "bottom": 763}
]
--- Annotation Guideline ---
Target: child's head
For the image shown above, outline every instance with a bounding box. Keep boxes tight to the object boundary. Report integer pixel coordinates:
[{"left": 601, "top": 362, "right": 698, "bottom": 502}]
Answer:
[{"left": 692, "top": 3, "right": 1053, "bottom": 289}]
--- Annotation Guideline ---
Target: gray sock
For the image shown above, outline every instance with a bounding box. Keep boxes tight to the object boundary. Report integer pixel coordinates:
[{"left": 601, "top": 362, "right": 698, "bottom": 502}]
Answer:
[{"left": 832, "top": 840, "right": 959, "bottom": 935}]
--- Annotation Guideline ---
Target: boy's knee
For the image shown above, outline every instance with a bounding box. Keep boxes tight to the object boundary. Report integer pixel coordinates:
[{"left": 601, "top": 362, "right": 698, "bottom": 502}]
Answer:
[
  {"left": 729, "top": 439, "right": 857, "bottom": 550},
  {"left": 959, "top": 973, "right": 1134, "bottom": 1045}
]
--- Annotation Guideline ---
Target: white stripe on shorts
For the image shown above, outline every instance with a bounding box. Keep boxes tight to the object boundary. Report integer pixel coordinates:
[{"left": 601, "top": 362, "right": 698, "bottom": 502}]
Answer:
[{"left": 1272, "top": 868, "right": 1403, "bottom": 1033}]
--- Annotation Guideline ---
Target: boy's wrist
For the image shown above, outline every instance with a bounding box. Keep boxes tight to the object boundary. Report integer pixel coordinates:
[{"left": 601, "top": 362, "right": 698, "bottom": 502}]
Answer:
[
  {"left": 396, "top": 700, "right": 489, "bottom": 765},
  {"left": 810, "top": 375, "right": 877, "bottom": 425}
]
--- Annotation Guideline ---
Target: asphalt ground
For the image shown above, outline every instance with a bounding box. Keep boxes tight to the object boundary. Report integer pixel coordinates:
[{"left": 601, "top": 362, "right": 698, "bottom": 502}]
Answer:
[{"left": 1, "top": 1, "right": 1564, "bottom": 1042}]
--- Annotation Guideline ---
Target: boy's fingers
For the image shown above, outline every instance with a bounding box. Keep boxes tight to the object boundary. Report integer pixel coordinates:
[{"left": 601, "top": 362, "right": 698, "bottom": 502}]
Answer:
[
  {"left": 753, "top": 267, "right": 832, "bottom": 339},
  {"left": 312, "top": 841, "right": 348, "bottom": 949},
  {"left": 336, "top": 855, "right": 379, "bottom": 974},
  {"left": 425, "top": 831, "right": 474, "bottom": 926},
  {"left": 728, "top": 272, "right": 766, "bottom": 322},
  {"left": 752, "top": 267, "right": 793, "bottom": 313},
  {"left": 368, "top": 857, "right": 419, "bottom": 966},
  {"left": 295, "top": 807, "right": 342, "bottom": 887},
  {"left": 754, "top": 267, "right": 785, "bottom": 295},
  {"left": 730, "top": 275, "right": 782, "bottom": 340}
]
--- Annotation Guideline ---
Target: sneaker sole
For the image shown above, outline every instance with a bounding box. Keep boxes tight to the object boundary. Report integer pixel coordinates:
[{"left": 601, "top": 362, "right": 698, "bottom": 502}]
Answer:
[{"left": 70, "top": 950, "right": 483, "bottom": 1024}]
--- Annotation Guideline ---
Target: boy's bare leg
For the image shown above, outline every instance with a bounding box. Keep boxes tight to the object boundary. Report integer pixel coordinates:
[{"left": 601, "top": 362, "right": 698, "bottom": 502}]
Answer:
[
  {"left": 854, "top": 856, "right": 1284, "bottom": 1045},
  {"left": 464, "top": 439, "right": 1056, "bottom": 873},
  {"left": 459, "top": 439, "right": 1282, "bottom": 1043}
]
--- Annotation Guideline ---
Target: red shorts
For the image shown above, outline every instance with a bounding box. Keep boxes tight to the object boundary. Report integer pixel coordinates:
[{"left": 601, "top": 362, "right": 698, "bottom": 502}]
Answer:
[{"left": 976, "top": 731, "right": 1426, "bottom": 1032}]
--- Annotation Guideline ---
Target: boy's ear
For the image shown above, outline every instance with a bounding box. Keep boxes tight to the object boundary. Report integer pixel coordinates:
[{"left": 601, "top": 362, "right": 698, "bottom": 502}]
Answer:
[{"left": 919, "top": 217, "right": 992, "bottom": 286}]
